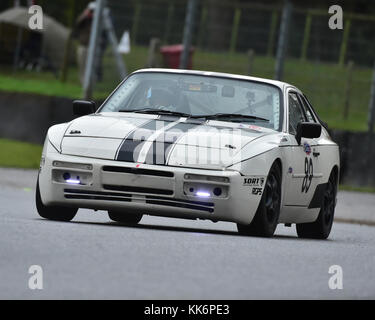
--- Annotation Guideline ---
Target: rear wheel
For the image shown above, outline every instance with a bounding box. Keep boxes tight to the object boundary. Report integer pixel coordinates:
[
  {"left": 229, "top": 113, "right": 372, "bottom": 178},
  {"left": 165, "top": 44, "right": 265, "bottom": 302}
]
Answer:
[
  {"left": 296, "top": 170, "right": 337, "bottom": 239},
  {"left": 36, "top": 180, "right": 77, "bottom": 222},
  {"left": 108, "top": 211, "right": 143, "bottom": 225},
  {"left": 237, "top": 162, "right": 281, "bottom": 237}
]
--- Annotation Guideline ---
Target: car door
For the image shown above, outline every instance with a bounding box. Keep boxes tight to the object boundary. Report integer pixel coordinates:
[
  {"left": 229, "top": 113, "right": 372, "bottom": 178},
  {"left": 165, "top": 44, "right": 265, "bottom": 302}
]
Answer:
[
  {"left": 283, "top": 91, "right": 320, "bottom": 207},
  {"left": 298, "top": 93, "right": 325, "bottom": 187}
]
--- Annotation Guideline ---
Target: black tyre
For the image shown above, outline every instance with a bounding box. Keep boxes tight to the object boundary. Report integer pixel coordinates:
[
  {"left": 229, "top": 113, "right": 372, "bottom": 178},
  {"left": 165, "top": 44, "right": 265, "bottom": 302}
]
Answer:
[
  {"left": 296, "top": 170, "right": 338, "bottom": 239},
  {"left": 108, "top": 211, "right": 143, "bottom": 225},
  {"left": 237, "top": 162, "right": 282, "bottom": 237},
  {"left": 36, "top": 180, "right": 77, "bottom": 222}
]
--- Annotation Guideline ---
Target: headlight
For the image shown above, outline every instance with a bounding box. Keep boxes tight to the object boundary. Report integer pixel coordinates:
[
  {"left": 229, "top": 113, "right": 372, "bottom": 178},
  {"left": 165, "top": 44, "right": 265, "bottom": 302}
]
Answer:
[
  {"left": 52, "top": 169, "right": 93, "bottom": 186},
  {"left": 183, "top": 174, "right": 230, "bottom": 198}
]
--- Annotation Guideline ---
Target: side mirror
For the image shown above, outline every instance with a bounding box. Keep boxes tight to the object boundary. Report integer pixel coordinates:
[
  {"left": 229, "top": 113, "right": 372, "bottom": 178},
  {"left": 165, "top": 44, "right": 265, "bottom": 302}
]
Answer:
[
  {"left": 73, "top": 100, "right": 96, "bottom": 116},
  {"left": 296, "top": 122, "right": 322, "bottom": 145}
]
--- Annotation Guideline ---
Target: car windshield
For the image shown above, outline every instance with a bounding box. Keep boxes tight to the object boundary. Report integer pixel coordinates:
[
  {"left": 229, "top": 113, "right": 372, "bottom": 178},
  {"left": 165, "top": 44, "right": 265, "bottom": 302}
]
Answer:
[{"left": 99, "top": 72, "right": 283, "bottom": 131}]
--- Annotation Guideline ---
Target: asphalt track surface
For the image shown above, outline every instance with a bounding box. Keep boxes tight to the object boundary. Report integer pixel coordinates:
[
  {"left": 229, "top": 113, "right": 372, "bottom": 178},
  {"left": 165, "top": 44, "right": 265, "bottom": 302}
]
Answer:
[{"left": 0, "top": 168, "right": 374, "bottom": 299}]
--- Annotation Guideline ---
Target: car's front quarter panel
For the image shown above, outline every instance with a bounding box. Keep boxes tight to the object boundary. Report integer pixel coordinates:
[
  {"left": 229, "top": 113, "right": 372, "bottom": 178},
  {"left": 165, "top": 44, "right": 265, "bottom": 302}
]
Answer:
[
  {"left": 47, "top": 122, "right": 71, "bottom": 153},
  {"left": 38, "top": 138, "right": 62, "bottom": 206},
  {"left": 228, "top": 132, "right": 285, "bottom": 173}
]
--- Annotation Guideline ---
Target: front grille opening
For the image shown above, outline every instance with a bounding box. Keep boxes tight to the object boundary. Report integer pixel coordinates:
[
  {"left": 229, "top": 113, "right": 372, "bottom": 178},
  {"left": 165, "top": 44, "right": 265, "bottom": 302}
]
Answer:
[
  {"left": 103, "top": 184, "right": 173, "bottom": 195},
  {"left": 64, "top": 189, "right": 214, "bottom": 213},
  {"left": 102, "top": 166, "right": 174, "bottom": 178},
  {"left": 146, "top": 200, "right": 214, "bottom": 213},
  {"left": 64, "top": 189, "right": 131, "bottom": 197},
  {"left": 64, "top": 189, "right": 132, "bottom": 202},
  {"left": 146, "top": 195, "right": 214, "bottom": 207},
  {"left": 65, "top": 194, "right": 132, "bottom": 203}
]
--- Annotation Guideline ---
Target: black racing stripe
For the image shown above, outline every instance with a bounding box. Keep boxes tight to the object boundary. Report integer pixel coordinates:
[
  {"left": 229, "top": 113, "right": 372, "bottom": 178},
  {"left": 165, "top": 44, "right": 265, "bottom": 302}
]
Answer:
[
  {"left": 118, "top": 140, "right": 146, "bottom": 162},
  {"left": 145, "top": 141, "right": 174, "bottom": 165},
  {"left": 117, "top": 118, "right": 184, "bottom": 163},
  {"left": 144, "top": 122, "right": 202, "bottom": 165},
  {"left": 115, "top": 119, "right": 152, "bottom": 161},
  {"left": 116, "top": 120, "right": 157, "bottom": 162}
]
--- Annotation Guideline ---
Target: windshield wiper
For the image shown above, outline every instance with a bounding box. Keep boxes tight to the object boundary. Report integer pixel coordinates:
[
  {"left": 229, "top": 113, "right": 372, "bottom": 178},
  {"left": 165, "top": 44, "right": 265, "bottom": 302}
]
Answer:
[
  {"left": 118, "top": 109, "right": 269, "bottom": 122},
  {"left": 190, "top": 113, "right": 269, "bottom": 122},
  {"left": 119, "top": 108, "right": 191, "bottom": 118}
]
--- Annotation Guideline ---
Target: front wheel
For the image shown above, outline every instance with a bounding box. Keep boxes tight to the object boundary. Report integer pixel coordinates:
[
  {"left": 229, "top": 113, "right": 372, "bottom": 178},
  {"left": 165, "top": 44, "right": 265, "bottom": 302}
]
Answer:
[
  {"left": 296, "top": 170, "right": 338, "bottom": 239},
  {"left": 108, "top": 211, "right": 143, "bottom": 225},
  {"left": 237, "top": 162, "right": 282, "bottom": 237},
  {"left": 36, "top": 180, "right": 77, "bottom": 222}
]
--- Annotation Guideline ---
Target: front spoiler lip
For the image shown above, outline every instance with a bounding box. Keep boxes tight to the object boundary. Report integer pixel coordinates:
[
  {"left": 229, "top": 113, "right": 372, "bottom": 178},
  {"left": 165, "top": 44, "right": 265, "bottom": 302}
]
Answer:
[{"left": 64, "top": 188, "right": 216, "bottom": 213}]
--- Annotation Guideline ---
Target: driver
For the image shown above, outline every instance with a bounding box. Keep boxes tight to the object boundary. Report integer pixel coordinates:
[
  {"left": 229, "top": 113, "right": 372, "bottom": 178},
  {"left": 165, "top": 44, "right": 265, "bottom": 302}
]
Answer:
[{"left": 148, "top": 88, "right": 177, "bottom": 110}]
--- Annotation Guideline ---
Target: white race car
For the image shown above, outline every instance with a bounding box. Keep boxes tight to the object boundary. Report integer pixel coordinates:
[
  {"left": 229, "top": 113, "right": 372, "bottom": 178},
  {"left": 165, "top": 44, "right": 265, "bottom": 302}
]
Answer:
[{"left": 36, "top": 69, "right": 340, "bottom": 238}]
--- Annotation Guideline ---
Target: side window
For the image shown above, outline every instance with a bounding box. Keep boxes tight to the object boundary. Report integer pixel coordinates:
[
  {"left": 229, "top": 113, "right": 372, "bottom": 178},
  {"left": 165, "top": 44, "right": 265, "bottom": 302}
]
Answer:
[
  {"left": 298, "top": 94, "right": 316, "bottom": 123},
  {"left": 288, "top": 93, "right": 306, "bottom": 135}
]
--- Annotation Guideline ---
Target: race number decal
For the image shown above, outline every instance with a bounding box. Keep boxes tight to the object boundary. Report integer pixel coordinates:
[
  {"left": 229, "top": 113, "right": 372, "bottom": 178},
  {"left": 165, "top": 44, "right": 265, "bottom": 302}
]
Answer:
[
  {"left": 301, "top": 157, "right": 313, "bottom": 193},
  {"left": 252, "top": 188, "right": 263, "bottom": 195},
  {"left": 243, "top": 176, "right": 265, "bottom": 196}
]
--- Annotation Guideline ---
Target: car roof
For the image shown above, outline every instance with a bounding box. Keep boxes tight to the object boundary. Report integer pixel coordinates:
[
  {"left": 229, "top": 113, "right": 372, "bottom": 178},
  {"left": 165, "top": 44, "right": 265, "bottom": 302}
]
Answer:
[{"left": 132, "top": 68, "right": 297, "bottom": 92}]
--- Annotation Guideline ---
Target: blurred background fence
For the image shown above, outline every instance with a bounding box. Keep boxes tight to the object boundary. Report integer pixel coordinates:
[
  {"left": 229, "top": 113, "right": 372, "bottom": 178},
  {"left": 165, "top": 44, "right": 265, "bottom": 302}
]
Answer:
[
  {"left": 95, "top": 0, "right": 375, "bottom": 132},
  {"left": 0, "top": 0, "right": 374, "bottom": 131},
  {"left": 109, "top": 0, "right": 375, "bottom": 65}
]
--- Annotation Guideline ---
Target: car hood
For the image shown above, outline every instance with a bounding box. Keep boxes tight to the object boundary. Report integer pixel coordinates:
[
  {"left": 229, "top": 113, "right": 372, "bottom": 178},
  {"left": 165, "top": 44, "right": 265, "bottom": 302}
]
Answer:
[{"left": 60, "top": 113, "right": 276, "bottom": 169}]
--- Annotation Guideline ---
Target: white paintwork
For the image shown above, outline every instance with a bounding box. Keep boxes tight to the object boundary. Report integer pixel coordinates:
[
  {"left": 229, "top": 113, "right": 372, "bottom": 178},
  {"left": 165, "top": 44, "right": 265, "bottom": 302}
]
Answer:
[{"left": 38, "top": 69, "right": 340, "bottom": 226}]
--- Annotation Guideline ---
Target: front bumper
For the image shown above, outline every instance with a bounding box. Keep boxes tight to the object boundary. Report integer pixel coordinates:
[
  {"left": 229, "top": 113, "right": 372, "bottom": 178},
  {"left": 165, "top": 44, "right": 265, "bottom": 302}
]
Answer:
[{"left": 39, "top": 148, "right": 264, "bottom": 225}]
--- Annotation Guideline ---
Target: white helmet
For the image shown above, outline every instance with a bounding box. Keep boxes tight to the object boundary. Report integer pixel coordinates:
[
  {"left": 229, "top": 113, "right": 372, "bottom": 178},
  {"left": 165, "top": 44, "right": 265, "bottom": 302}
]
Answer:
[{"left": 88, "top": 2, "right": 96, "bottom": 10}]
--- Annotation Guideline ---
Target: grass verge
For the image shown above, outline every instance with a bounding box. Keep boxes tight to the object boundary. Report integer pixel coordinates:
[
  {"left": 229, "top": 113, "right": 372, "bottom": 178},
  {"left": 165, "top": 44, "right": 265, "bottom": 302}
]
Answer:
[
  {"left": 0, "top": 139, "right": 42, "bottom": 169},
  {"left": 339, "top": 185, "right": 375, "bottom": 194},
  {"left": 0, "top": 45, "right": 373, "bottom": 131}
]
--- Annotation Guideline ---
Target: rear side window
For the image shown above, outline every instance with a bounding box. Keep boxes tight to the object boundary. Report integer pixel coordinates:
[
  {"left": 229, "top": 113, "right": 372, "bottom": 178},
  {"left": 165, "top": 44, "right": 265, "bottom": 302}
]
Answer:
[{"left": 288, "top": 93, "right": 306, "bottom": 135}]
